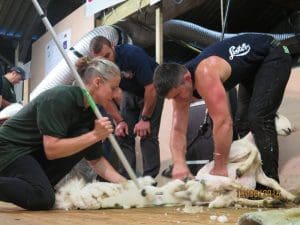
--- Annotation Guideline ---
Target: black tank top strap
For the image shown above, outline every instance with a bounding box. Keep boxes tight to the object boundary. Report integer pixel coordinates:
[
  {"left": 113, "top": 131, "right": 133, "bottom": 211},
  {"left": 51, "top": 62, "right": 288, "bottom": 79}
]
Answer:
[{"left": 193, "top": 90, "right": 202, "bottom": 99}]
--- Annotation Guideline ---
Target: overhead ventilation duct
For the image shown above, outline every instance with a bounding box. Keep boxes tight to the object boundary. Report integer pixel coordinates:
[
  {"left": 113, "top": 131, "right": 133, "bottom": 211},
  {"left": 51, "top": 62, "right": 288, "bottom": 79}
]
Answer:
[
  {"left": 163, "top": 20, "right": 295, "bottom": 50},
  {"left": 30, "top": 19, "right": 296, "bottom": 100},
  {"left": 116, "top": 19, "right": 295, "bottom": 50},
  {"left": 30, "top": 25, "right": 130, "bottom": 100}
]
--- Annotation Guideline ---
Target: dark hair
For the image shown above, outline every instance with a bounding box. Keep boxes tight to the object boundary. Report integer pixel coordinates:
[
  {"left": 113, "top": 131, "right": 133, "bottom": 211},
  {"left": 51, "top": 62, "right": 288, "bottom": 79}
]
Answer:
[
  {"left": 75, "top": 56, "right": 120, "bottom": 83},
  {"left": 153, "top": 63, "right": 188, "bottom": 97},
  {"left": 9, "top": 66, "right": 26, "bottom": 80},
  {"left": 89, "top": 36, "right": 112, "bottom": 57}
]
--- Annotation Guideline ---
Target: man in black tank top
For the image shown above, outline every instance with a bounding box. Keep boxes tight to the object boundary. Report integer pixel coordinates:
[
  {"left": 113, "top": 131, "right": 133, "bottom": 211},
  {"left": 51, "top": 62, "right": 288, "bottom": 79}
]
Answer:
[{"left": 153, "top": 34, "right": 292, "bottom": 182}]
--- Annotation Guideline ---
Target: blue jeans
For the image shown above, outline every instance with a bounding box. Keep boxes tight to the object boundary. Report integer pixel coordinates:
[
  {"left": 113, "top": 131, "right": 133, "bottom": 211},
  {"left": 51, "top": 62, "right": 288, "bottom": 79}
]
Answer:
[{"left": 235, "top": 45, "right": 292, "bottom": 182}]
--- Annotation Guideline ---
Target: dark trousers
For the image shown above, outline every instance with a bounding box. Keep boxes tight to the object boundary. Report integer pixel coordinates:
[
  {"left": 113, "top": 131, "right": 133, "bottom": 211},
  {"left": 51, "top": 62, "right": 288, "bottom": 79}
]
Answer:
[
  {"left": 235, "top": 46, "right": 292, "bottom": 182},
  {"left": 0, "top": 155, "right": 55, "bottom": 210},
  {"left": 0, "top": 148, "right": 91, "bottom": 210},
  {"left": 115, "top": 92, "right": 164, "bottom": 178}
]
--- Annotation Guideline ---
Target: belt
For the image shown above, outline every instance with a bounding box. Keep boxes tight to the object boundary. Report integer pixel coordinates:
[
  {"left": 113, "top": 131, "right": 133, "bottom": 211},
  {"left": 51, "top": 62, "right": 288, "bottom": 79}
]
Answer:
[
  {"left": 270, "top": 39, "right": 281, "bottom": 48},
  {"left": 270, "top": 39, "right": 290, "bottom": 54}
]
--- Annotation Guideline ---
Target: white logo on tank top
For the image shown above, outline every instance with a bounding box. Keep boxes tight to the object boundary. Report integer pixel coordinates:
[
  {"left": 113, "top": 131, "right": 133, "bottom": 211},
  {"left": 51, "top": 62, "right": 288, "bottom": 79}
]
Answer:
[{"left": 229, "top": 43, "right": 251, "bottom": 60}]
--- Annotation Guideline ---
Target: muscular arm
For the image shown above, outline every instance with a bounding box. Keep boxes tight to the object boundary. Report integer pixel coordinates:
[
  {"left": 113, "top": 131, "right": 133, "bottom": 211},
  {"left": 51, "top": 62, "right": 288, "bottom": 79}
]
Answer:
[
  {"left": 43, "top": 118, "right": 112, "bottom": 160},
  {"left": 170, "top": 97, "right": 193, "bottom": 179},
  {"left": 141, "top": 83, "right": 157, "bottom": 117},
  {"left": 195, "top": 57, "right": 232, "bottom": 176},
  {"left": 101, "top": 91, "right": 129, "bottom": 137},
  {"left": 102, "top": 99, "right": 123, "bottom": 124},
  {"left": 88, "top": 157, "right": 126, "bottom": 183},
  {"left": 100, "top": 87, "right": 124, "bottom": 124},
  {"left": 133, "top": 83, "right": 157, "bottom": 138}
]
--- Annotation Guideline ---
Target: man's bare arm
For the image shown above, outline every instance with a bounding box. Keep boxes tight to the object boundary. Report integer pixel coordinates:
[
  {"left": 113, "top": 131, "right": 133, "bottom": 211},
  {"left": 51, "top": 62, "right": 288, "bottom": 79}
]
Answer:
[
  {"left": 170, "top": 98, "right": 193, "bottom": 179},
  {"left": 141, "top": 83, "right": 157, "bottom": 117},
  {"left": 102, "top": 99, "right": 123, "bottom": 124},
  {"left": 195, "top": 57, "right": 232, "bottom": 176},
  {"left": 133, "top": 83, "right": 157, "bottom": 138}
]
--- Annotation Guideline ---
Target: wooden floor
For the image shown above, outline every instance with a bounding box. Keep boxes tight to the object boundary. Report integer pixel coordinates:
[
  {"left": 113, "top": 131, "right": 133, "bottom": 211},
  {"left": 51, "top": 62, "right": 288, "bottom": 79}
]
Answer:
[{"left": 0, "top": 201, "right": 266, "bottom": 225}]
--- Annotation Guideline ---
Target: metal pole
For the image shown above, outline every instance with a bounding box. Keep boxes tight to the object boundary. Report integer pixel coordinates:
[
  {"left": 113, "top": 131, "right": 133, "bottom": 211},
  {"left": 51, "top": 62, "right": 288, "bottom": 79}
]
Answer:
[
  {"left": 155, "top": 6, "right": 163, "bottom": 64},
  {"left": 221, "top": 0, "right": 231, "bottom": 41},
  {"left": 31, "top": 0, "right": 140, "bottom": 189},
  {"left": 220, "top": 0, "right": 224, "bottom": 39}
]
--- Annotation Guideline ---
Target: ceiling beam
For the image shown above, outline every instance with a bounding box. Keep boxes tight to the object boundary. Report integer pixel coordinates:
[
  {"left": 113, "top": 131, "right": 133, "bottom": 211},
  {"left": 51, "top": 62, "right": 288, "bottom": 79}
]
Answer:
[
  {"left": 98, "top": 0, "right": 151, "bottom": 26},
  {"left": 0, "top": 0, "right": 14, "bottom": 25},
  {"left": 11, "top": 1, "right": 32, "bottom": 36},
  {"left": 19, "top": 0, "right": 51, "bottom": 62},
  {"left": 3, "top": 1, "right": 24, "bottom": 36},
  {"left": 132, "top": 0, "right": 206, "bottom": 25},
  {"left": 114, "top": 0, "right": 206, "bottom": 48},
  {"left": 0, "top": 52, "right": 13, "bottom": 66}
]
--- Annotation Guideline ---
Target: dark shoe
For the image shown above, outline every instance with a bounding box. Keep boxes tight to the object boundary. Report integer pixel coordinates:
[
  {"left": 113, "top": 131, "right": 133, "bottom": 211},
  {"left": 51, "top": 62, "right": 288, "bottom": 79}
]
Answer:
[{"left": 161, "top": 165, "right": 173, "bottom": 178}]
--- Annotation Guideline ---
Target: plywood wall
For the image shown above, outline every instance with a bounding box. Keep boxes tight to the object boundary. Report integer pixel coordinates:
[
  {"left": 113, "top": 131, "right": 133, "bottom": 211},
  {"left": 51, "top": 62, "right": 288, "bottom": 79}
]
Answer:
[{"left": 30, "top": 5, "right": 94, "bottom": 93}]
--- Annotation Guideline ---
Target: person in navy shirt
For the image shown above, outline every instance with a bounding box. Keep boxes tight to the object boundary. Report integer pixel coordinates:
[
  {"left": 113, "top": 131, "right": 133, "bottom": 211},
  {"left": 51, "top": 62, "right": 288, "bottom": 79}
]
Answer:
[
  {"left": 89, "top": 36, "right": 164, "bottom": 179},
  {"left": 153, "top": 34, "right": 292, "bottom": 183}
]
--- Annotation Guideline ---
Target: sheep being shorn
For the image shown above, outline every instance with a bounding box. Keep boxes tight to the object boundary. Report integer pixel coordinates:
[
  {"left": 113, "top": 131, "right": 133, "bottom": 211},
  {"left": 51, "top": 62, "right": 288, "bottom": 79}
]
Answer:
[
  {"left": 55, "top": 176, "right": 187, "bottom": 210},
  {"left": 55, "top": 133, "right": 299, "bottom": 210},
  {"left": 188, "top": 132, "right": 299, "bottom": 208}
]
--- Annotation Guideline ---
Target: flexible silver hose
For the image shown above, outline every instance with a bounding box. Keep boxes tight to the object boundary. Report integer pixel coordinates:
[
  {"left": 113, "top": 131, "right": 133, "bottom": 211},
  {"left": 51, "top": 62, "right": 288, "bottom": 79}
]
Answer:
[
  {"left": 163, "top": 19, "right": 295, "bottom": 49},
  {"left": 30, "top": 26, "right": 121, "bottom": 100}
]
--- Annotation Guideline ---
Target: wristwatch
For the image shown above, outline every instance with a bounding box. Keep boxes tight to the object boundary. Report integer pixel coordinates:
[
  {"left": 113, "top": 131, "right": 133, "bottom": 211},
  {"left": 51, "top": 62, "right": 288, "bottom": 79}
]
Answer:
[{"left": 141, "top": 115, "right": 151, "bottom": 121}]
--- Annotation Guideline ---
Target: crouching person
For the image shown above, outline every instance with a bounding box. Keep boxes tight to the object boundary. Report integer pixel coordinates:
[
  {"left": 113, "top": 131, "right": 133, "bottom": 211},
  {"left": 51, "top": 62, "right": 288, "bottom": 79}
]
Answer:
[{"left": 0, "top": 57, "right": 126, "bottom": 210}]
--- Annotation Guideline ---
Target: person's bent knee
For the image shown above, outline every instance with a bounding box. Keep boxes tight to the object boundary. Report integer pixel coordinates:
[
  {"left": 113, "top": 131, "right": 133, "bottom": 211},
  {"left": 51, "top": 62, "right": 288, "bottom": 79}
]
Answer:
[
  {"left": 26, "top": 190, "right": 55, "bottom": 210},
  {"left": 248, "top": 112, "right": 275, "bottom": 133}
]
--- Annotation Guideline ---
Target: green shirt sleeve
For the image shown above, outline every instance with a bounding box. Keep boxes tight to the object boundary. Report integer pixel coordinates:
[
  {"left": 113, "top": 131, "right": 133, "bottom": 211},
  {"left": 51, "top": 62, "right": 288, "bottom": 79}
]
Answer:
[
  {"left": 84, "top": 141, "right": 103, "bottom": 160},
  {"left": 36, "top": 97, "right": 75, "bottom": 137}
]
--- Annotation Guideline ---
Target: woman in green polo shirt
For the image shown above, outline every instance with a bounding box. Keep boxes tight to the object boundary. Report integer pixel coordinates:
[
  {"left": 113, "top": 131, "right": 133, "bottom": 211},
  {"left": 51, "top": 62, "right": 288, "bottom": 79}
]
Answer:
[{"left": 0, "top": 57, "right": 126, "bottom": 210}]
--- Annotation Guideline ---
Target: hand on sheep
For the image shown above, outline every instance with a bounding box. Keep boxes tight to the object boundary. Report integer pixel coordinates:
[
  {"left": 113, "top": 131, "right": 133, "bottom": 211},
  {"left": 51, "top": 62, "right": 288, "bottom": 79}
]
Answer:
[{"left": 172, "top": 162, "right": 194, "bottom": 181}]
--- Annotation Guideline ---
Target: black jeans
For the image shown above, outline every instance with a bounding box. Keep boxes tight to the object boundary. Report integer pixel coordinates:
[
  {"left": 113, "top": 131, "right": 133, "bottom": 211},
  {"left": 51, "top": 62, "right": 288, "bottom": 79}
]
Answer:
[
  {"left": 0, "top": 147, "right": 93, "bottom": 210},
  {"left": 235, "top": 46, "right": 292, "bottom": 182},
  {"left": 115, "top": 92, "right": 164, "bottom": 178},
  {"left": 0, "top": 155, "right": 55, "bottom": 210}
]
